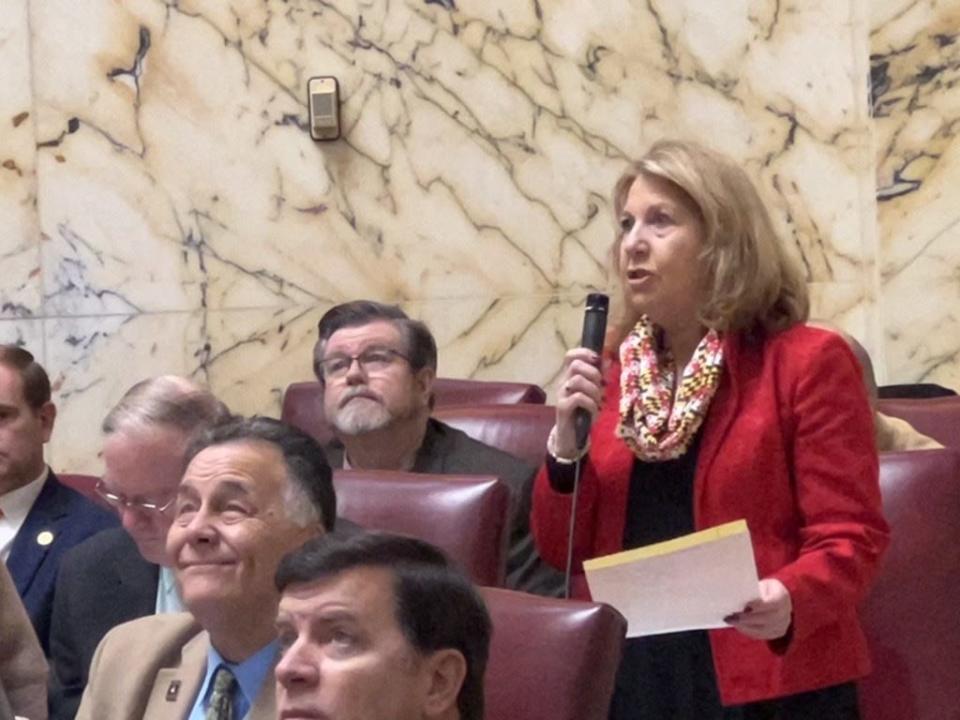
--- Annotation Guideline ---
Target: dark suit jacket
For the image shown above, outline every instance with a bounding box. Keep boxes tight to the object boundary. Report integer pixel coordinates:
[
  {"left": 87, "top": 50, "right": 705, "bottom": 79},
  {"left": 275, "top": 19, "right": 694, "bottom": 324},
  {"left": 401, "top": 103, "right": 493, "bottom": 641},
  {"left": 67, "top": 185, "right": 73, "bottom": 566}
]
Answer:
[
  {"left": 327, "top": 418, "right": 564, "bottom": 596},
  {"left": 48, "top": 528, "right": 158, "bottom": 720},
  {"left": 6, "top": 472, "right": 117, "bottom": 655}
]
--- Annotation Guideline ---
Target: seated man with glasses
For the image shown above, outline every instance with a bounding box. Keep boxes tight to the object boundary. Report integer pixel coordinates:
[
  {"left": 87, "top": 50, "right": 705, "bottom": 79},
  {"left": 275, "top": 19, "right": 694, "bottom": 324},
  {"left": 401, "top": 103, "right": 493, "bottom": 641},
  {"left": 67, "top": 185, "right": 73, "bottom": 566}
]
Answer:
[
  {"left": 75, "top": 416, "right": 336, "bottom": 720},
  {"left": 48, "top": 376, "right": 230, "bottom": 720},
  {"left": 314, "top": 300, "right": 563, "bottom": 596}
]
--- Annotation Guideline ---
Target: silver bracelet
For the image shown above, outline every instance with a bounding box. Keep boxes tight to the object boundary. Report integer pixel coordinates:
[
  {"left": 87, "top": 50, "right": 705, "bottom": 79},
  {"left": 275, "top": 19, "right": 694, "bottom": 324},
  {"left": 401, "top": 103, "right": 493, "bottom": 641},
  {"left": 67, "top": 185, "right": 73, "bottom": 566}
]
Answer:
[{"left": 546, "top": 425, "right": 590, "bottom": 464}]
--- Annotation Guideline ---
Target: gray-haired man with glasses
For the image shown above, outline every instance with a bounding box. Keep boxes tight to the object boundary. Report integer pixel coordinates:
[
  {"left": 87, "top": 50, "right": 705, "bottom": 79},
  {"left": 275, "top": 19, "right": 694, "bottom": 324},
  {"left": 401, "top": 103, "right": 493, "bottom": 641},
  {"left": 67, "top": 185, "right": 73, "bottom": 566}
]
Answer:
[
  {"left": 48, "top": 376, "right": 229, "bottom": 720},
  {"left": 314, "top": 300, "right": 563, "bottom": 597}
]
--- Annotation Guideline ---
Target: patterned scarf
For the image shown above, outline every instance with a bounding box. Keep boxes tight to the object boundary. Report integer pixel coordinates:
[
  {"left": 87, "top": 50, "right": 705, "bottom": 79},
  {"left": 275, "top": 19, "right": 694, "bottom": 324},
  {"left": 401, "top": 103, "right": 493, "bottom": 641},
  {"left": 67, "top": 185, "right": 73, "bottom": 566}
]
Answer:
[{"left": 617, "top": 316, "right": 724, "bottom": 461}]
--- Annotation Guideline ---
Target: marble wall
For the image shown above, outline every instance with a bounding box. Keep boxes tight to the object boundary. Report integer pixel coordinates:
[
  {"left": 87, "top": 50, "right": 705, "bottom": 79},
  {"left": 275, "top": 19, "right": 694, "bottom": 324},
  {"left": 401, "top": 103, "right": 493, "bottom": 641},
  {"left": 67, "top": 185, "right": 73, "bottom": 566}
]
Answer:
[
  {"left": 0, "top": 0, "right": 951, "bottom": 473},
  {"left": 872, "top": 0, "right": 960, "bottom": 391}
]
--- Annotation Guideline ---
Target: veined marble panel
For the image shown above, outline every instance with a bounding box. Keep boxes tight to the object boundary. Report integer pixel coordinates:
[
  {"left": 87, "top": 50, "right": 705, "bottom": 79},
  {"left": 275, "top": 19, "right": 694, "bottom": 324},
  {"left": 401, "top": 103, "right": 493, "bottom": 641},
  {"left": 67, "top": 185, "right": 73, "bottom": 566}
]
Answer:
[
  {"left": 43, "top": 311, "right": 210, "bottom": 473},
  {"left": 30, "top": 0, "right": 875, "bottom": 311},
  {"left": 872, "top": 0, "right": 960, "bottom": 389},
  {"left": 21, "top": 0, "right": 889, "bottom": 465},
  {"left": 0, "top": 0, "right": 41, "bottom": 320}
]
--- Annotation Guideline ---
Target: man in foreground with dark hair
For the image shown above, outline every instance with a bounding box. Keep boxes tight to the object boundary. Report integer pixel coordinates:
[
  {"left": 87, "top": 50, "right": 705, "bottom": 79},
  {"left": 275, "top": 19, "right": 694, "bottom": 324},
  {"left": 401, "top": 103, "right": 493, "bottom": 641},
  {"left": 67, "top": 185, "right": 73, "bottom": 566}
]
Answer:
[
  {"left": 275, "top": 532, "right": 491, "bottom": 720},
  {"left": 76, "top": 417, "right": 336, "bottom": 720},
  {"left": 314, "top": 300, "right": 562, "bottom": 596}
]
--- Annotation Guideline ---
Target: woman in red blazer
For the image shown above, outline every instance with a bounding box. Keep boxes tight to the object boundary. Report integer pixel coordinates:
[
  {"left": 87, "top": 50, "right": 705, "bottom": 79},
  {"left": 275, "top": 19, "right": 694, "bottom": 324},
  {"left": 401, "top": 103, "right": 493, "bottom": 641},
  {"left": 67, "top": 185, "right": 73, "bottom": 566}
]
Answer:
[{"left": 532, "top": 140, "right": 889, "bottom": 718}]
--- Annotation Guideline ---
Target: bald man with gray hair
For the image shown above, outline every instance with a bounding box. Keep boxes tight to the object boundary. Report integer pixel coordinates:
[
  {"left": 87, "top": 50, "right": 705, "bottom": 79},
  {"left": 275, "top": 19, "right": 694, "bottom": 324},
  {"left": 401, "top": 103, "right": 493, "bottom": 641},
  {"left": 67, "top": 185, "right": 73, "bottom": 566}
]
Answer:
[{"left": 49, "top": 376, "right": 230, "bottom": 720}]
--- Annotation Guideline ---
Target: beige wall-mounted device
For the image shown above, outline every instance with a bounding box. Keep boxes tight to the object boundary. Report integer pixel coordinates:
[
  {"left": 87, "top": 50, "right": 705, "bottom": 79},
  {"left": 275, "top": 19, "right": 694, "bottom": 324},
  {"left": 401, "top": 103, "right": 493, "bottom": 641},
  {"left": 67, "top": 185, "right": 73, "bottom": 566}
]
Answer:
[{"left": 308, "top": 76, "right": 340, "bottom": 141}]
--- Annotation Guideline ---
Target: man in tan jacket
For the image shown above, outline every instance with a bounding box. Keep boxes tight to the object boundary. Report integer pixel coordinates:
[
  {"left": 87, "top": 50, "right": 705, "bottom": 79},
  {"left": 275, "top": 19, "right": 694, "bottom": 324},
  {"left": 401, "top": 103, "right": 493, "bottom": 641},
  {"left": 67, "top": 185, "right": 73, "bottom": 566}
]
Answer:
[
  {"left": 0, "top": 563, "right": 46, "bottom": 720},
  {"left": 75, "top": 417, "right": 336, "bottom": 720}
]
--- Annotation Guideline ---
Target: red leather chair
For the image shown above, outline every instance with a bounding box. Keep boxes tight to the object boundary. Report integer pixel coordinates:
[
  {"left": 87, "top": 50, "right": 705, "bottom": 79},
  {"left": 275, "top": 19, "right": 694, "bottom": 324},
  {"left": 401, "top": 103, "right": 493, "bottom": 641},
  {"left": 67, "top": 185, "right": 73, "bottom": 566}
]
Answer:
[
  {"left": 877, "top": 396, "right": 960, "bottom": 449},
  {"left": 482, "top": 587, "right": 626, "bottom": 720},
  {"left": 57, "top": 473, "right": 110, "bottom": 509},
  {"left": 432, "top": 404, "right": 555, "bottom": 467},
  {"left": 282, "top": 379, "right": 548, "bottom": 443},
  {"left": 333, "top": 470, "right": 510, "bottom": 587},
  {"left": 281, "top": 381, "right": 335, "bottom": 445},
  {"left": 433, "top": 378, "right": 546, "bottom": 405},
  {"left": 858, "top": 449, "right": 960, "bottom": 720}
]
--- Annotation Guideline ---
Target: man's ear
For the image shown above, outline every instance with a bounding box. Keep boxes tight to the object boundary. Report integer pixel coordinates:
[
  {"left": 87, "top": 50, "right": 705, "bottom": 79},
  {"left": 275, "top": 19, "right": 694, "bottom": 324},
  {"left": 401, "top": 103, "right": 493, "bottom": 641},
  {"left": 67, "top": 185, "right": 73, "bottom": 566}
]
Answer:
[
  {"left": 422, "top": 648, "right": 467, "bottom": 718},
  {"left": 38, "top": 401, "right": 56, "bottom": 443},
  {"left": 414, "top": 366, "right": 436, "bottom": 405}
]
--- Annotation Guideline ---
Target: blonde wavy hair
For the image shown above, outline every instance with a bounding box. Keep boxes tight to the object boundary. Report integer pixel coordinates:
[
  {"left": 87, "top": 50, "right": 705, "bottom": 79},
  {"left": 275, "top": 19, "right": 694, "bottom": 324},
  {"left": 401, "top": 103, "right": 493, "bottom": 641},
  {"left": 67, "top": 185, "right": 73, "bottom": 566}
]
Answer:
[{"left": 607, "top": 139, "right": 809, "bottom": 348}]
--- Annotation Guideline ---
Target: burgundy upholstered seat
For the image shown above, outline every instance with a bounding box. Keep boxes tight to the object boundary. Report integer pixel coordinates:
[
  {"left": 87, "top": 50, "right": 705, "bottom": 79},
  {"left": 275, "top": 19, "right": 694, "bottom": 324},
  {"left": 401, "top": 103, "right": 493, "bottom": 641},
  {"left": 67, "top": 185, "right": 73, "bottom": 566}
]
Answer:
[
  {"left": 482, "top": 587, "right": 626, "bottom": 720},
  {"left": 858, "top": 448, "right": 960, "bottom": 720},
  {"left": 432, "top": 404, "right": 555, "bottom": 467},
  {"left": 57, "top": 473, "right": 109, "bottom": 509},
  {"left": 333, "top": 469, "right": 510, "bottom": 587},
  {"left": 877, "top": 395, "right": 960, "bottom": 449}
]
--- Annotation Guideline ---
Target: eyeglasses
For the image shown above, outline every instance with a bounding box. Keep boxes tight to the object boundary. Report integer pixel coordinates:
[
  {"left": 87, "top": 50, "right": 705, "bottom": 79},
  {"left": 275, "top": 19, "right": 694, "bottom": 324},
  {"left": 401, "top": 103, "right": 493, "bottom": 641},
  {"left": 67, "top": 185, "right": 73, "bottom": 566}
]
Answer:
[
  {"left": 318, "top": 347, "right": 409, "bottom": 381},
  {"left": 95, "top": 479, "right": 176, "bottom": 514}
]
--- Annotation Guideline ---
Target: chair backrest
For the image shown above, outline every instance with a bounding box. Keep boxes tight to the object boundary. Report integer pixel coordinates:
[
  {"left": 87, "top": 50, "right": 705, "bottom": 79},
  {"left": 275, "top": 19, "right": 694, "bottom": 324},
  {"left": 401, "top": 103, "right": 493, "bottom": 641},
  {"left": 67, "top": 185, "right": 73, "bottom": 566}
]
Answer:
[
  {"left": 433, "top": 378, "right": 547, "bottom": 405},
  {"left": 57, "top": 473, "right": 109, "bottom": 509},
  {"left": 877, "top": 395, "right": 960, "bottom": 449},
  {"left": 858, "top": 448, "right": 960, "bottom": 720},
  {"left": 281, "top": 379, "right": 548, "bottom": 444},
  {"left": 482, "top": 587, "right": 626, "bottom": 720},
  {"left": 333, "top": 470, "right": 510, "bottom": 587},
  {"left": 432, "top": 404, "right": 555, "bottom": 467},
  {"left": 281, "top": 381, "right": 335, "bottom": 445},
  {"left": 878, "top": 383, "right": 956, "bottom": 399}
]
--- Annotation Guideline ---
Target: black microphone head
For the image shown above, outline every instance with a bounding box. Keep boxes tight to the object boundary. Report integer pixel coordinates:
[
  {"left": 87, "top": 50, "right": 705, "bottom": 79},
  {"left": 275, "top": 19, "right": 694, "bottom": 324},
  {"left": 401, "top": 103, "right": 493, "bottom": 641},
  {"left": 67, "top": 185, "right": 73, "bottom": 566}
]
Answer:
[
  {"left": 584, "top": 293, "right": 609, "bottom": 313},
  {"left": 579, "top": 292, "right": 609, "bottom": 353}
]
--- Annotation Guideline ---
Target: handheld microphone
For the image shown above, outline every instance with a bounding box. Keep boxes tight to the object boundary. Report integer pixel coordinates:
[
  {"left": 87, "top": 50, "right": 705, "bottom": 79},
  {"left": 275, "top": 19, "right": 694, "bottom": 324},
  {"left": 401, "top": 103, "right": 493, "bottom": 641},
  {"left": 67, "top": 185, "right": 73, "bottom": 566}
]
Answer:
[{"left": 574, "top": 293, "right": 609, "bottom": 449}]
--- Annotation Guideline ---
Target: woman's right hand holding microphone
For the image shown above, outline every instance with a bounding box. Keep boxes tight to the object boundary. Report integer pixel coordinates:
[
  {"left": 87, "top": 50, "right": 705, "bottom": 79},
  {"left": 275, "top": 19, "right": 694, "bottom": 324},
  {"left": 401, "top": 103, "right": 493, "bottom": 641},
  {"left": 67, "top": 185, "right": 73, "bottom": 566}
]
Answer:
[{"left": 552, "top": 348, "right": 605, "bottom": 460}]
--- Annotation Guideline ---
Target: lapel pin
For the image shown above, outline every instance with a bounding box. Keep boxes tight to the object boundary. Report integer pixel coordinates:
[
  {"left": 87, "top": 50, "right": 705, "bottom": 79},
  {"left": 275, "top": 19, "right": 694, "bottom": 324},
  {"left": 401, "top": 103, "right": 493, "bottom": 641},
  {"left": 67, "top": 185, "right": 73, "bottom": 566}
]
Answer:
[
  {"left": 37, "top": 530, "right": 54, "bottom": 546},
  {"left": 166, "top": 680, "right": 181, "bottom": 702}
]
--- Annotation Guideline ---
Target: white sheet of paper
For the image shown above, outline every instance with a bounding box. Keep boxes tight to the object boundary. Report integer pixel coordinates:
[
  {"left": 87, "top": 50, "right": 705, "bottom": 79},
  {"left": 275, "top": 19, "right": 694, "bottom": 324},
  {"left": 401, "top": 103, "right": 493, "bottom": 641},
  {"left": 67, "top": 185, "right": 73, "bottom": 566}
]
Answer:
[{"left": 583, "top": 519, "right": 759, "bottom": 638}]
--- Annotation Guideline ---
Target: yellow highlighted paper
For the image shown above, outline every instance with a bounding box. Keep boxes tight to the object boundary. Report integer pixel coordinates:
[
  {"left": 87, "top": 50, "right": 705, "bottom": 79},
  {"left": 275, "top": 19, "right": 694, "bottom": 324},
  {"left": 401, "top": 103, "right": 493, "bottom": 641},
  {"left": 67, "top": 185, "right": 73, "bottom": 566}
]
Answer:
[
  {"left": 584, "top": 519, "right": 758, "bottom": 638},
  {"left": 584, "top": 519, "right": 749, "bottom": 571}
]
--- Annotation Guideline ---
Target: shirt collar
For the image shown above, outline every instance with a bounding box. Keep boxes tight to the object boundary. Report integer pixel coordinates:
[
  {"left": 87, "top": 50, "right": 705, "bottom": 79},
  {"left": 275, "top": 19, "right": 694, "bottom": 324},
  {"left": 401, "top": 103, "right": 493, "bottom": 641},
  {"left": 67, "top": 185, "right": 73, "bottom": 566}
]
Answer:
[
  {"left": 0, "top": 465, "right": 49, "bottom": 520},
  {"left": 200, "top": 639, "right": 279, "bottom": 710}
]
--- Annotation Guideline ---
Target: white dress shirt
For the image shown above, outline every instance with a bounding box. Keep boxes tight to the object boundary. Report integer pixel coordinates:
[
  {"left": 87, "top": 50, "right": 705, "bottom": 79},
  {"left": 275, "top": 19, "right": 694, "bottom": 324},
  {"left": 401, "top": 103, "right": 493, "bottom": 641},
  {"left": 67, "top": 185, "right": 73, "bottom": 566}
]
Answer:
[{"left": 0, "top": 466, "right": 50, "bottom": 562}]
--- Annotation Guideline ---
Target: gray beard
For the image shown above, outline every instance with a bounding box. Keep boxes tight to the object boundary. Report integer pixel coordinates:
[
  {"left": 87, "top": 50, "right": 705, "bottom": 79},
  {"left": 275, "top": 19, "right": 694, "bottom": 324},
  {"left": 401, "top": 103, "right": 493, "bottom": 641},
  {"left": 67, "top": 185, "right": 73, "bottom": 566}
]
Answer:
[{"left": 331, "top": 397, "right": 394, "bottom": 435}]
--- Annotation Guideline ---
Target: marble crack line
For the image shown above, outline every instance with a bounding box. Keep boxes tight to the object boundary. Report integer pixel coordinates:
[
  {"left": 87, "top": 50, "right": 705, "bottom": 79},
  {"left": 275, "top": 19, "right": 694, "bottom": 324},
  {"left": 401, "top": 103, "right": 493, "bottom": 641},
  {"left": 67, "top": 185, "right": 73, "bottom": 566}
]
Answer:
[
  {"left": 160, "top": 2, "right": 304, "bottom": 107},
  {"left": 193, "top": 304, "right": 320, "bottom": 373},
  {"left": 758, "top": 0, "right": 782, "bottom": 42},
  {"left": 645, "top": 0, "right": 681, "bottom": 70},
  {"left": 106, "top": 25, "right": 151, "bottom": 108},
  {"left": 918, "top": 345, "right": 960, "bottom": 383},
  {"left": 877, "top": 150, "right": 940, "bottom": 202},
  {"left": 417, "top": 174, "right": 556, "bottom": 287},
  {"left": 58, "top": 377, "right": 105, "bottom": 402},
  {"left": 468, "top": 297, "right": 556, "bottom": 375},
  {"left": 184, "top": 210, "right": 329, "bottom": 304},
  {"left": 882, "top": 214, "right": 960, "bottom": 281}
]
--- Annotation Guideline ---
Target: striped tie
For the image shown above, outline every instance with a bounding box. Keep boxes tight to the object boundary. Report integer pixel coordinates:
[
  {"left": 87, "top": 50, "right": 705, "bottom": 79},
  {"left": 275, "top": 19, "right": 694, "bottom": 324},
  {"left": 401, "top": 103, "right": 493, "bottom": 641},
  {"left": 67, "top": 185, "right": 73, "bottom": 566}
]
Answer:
[{"left": 205, "top": 665, "right": 237, "bottom": 720}]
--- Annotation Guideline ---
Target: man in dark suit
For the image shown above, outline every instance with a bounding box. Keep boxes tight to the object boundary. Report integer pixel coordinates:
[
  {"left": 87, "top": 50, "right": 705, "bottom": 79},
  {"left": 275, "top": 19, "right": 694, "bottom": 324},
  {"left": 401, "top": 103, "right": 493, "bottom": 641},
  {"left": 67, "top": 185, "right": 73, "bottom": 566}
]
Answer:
[
  {"left": 48, "top": 376, "right": 230, "bottom": 720},
  {"left": 314, "top": 301, "right": 563, "bottom": 597},
  {"left": 0, "top": 345, "right": 117, "bottom": 656}
]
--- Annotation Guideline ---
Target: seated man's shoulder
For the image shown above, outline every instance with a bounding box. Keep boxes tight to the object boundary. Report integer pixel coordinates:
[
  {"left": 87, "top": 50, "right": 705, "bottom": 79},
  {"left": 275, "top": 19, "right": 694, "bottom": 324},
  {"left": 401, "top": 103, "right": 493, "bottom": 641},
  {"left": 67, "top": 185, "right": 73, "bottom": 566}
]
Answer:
[
  {"left": 49, "top": 476, "right": 118, "bottom": 532},
  {"left": 65, "top": 526, "right": 133, "bottom": 559},
  {"left": 429, "top": 419, "right": 534, "bottom": 479},
  {"left": 98, "top": 612, "right": 201, "bottom": 656}
]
